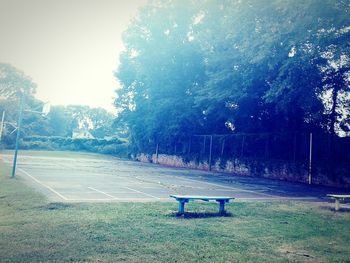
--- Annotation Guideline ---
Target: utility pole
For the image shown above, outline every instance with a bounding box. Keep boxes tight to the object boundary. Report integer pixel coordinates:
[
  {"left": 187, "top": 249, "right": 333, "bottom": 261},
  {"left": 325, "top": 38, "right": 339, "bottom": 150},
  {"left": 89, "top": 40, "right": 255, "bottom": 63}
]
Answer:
[
  {"left": 11, "top": 96, "right": 24, "bottom": 178},
  {"left": 0, "top": 111, "right": 5, "bottom": 142}
]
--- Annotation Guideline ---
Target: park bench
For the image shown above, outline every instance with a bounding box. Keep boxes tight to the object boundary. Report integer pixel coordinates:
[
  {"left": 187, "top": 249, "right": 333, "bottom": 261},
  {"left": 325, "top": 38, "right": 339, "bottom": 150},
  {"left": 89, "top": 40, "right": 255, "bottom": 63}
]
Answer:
[
  {"left": 170, "top": 195, "right": 234, "bottom": 215},
  {"left": 327, "top": 194, "right": 350, "bottom": 211}
]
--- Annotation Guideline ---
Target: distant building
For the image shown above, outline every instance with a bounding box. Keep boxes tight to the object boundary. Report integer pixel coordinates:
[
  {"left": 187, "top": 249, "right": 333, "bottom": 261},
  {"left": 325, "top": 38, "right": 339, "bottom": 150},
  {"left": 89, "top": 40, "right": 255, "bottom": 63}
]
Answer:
[{"left": 72, "top": 129, "right": 94, "bottom": 139}]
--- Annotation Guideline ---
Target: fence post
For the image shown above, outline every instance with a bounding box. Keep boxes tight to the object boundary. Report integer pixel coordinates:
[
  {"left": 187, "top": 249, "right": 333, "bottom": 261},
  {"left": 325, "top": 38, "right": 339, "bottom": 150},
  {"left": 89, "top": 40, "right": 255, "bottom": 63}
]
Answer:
[
  {"left": 155, "top": 143, "right": 159, "bottom": 164},
  {"left": 221, "top": 138, "right": 225, "bottom": 156},
  {"left": 202, "top": 136, "right": 206, "bottom": 154},
  {"left": 264, "top": 134, "right": 269, "bottom": 159},
  {"left": 293, "top": 132, "right": 297, "bottom": 161},
  {"left": 241, "top": 135, "right": 246, "bottom": 157},
  {"left": 308, "top": 132, "right": 313, "bottom": 185},
  {"left": 209, "top": 135, "right": 213, "bottom": 171}
]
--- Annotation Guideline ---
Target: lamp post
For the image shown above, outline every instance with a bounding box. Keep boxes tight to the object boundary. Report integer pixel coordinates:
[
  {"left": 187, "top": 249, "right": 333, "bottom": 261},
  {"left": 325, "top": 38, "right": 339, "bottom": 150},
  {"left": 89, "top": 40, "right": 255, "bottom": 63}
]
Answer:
[{"left": 11, "top": 95, "right": 24, "bottom": 178}]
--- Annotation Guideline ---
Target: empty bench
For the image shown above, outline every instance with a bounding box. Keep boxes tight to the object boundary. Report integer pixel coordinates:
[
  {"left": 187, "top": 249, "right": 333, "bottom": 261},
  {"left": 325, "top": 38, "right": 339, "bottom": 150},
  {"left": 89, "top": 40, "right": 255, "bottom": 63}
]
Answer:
[
  {"left": 327, "top": 194, "right": 350, "bottom": 211},
  {"left": 170, "top": 195, "right": 234, "bottom": 215}
]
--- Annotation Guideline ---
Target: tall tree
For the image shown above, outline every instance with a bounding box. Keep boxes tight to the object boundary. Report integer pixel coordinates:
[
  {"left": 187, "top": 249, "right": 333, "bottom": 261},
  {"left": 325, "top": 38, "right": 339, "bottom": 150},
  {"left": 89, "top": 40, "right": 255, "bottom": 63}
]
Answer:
[
  {"left": 115, "top": 0, "right": 205, "bottom": 152},
  {"left": 0, "top": 63, "right": 40, "bottom": 144},
  {"left": 60, "top": 105, "right": 115, "bottom": 138},
  {"left": 195, "top": 0, "right": 349, "bottom": 135},
  {"left": 0, "top": 63, "right": 36, "bottom": 100}
]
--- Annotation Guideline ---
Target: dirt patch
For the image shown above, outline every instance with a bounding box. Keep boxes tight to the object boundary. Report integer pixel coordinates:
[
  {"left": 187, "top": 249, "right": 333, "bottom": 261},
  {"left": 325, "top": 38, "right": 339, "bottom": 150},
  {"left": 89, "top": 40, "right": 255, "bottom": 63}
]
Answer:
[{"left": 277, "top": 245, "right": 321, "bottom": 263}]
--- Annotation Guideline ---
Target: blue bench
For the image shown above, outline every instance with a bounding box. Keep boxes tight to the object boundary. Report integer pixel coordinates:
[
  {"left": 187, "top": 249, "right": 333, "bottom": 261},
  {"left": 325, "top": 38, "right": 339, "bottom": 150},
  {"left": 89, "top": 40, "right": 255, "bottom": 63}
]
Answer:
[
  {"left": 170, "top": 195, "right": 234, "bottom": 215},
  {"left": 327, "top": 194, "right": 350, "bottom": 211}
]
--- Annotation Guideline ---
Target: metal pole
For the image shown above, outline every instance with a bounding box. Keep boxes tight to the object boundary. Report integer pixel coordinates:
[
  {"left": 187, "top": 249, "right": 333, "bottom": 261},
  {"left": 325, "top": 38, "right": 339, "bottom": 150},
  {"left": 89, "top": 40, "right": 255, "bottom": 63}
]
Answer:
[
  {"left": 308, "top": 132, "right": 313, "bottom": 185},
  {"left": 208, "top": 135, "right": 213, "bottom": 171},
  {"left": 221, "top": 138, "right": 225, "bottom": 156},
  {"left": 293, "top": 132, "right": 297, "bottom": 161},
  {"left": 155, "top": 143, "right": 159, "bottom": 164},
  {"left": 0, "top": 111, "right": 5, "bottom": 142},
  {"left": 241, "top": 135, "right": 246, "bottom": 157},
  {"left": 203, "top": 136, "right": 206, "bottom": 154},
  {"left": 11, "top": 96, "right": 24, "bottom": 178}
]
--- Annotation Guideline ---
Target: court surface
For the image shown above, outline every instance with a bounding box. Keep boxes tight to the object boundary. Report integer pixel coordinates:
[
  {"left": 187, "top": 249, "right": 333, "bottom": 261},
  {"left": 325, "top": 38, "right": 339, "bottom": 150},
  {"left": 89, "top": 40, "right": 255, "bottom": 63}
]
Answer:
[{"left": 1, "top": 152, "right": 348, "bottom": 202}]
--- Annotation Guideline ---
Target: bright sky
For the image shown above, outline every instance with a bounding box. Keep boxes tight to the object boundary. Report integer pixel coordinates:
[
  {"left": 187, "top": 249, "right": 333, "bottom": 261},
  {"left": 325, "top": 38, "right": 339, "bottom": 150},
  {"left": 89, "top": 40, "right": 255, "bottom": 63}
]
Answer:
[{"left": 0, "top": 0, "right": 146, "bottom": 113}]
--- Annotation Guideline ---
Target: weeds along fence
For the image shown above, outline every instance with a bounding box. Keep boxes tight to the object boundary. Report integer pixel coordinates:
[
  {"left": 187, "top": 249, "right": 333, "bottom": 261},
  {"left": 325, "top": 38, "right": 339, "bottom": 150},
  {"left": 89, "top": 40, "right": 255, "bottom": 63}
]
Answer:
[{"left": 151, "top": 132, "right": 350, "bottom": 185}]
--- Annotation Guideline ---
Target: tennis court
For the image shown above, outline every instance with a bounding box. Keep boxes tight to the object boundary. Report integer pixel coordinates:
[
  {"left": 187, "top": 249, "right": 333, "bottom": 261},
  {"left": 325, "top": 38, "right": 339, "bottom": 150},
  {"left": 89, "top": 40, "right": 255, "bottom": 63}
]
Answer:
[{"left": 0, "top": 152, "right": 344, "bottom": 202}]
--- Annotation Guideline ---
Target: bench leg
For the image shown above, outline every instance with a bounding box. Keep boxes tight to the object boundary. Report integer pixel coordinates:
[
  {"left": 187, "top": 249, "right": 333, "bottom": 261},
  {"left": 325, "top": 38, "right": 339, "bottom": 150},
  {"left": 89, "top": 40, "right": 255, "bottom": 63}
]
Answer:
[
  {"left": 178, "top": 201, "right": 186, "bottom": 214},
  {"left": 335, "top": 199, "right": 340, "bottom": 211},
  {"left": 219, "top": 201, "right": 225, "bottom": 215}
]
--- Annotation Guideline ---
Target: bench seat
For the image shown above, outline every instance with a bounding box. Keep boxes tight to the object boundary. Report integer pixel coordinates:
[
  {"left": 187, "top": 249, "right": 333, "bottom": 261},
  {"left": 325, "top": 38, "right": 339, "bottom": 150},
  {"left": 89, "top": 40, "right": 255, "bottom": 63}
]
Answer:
[
  {"left": 170, "top": 195, "right": 234, "bottom": 215},
  {"left": 327, "top": 194, "right": 350, "bottom": 211}
]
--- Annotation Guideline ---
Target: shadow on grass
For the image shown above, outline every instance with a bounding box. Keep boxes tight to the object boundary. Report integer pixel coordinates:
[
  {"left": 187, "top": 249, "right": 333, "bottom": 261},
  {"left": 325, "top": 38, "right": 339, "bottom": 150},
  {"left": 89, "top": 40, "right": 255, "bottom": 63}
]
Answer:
[
  {"left": 320, "top": 205, "right": 350, "bottom": 213},
  {"left": 38, "top": 202, "right": 73, "bottom": 211},
  {"left": 171, "top": 211, "right": 233, "bottom": 219}
]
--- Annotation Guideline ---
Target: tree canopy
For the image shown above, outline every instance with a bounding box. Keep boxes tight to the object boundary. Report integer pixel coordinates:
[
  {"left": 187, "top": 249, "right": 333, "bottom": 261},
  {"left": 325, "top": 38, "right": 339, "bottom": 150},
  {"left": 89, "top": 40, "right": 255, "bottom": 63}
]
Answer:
[
  {"left": 0, "top": 64, "right": 116, "bottom": 145},
  {"left": 0, "top": 63, "right": 37, "bottom": 100},
  {"left": 115, "top": 0, "right": 350, "bottom": 153}
]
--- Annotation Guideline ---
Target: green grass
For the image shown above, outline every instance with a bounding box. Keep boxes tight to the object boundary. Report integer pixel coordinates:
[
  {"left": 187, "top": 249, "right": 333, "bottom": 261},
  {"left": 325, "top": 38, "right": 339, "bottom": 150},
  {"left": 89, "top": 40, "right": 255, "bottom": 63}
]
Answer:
[{"left": 1, "top": 159, "right": 350, "bottom": 262}]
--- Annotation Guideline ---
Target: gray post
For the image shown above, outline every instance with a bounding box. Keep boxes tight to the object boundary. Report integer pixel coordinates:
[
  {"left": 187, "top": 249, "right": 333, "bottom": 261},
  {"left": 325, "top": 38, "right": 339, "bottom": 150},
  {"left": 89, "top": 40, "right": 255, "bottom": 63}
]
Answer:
[
  {"left": 0, "top": 111, "right": 5, "bottom": 142},
  {"left": 241, "top": 135, "right": 246, "bottom": 157},
  {"left": 264, "top": 135, "right": 269, "bottom": 159},
  {"left": 155, "top": 143, "right": 159, "bottom": 164},
  {"left": 208, "top": 135, "right": 213, "bottom": 171},
  {"left": 11, "top": 96, "right": 24, "bottom": 178},
  {"left": 308, "top": 132, "right": 313, "bottom": 185},
  {"left": 203, "top": 136, "right": 206, "bottom": 154},
  {"left": 293, "top": 132, "right": 297, "bottom": 161},
  {"left": 221, "top": 138, "right": 225, "bottom": 156}
]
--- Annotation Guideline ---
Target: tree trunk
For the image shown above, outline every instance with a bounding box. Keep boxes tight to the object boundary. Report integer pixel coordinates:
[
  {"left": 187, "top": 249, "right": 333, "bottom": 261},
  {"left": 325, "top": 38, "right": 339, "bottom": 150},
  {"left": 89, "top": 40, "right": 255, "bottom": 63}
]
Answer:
[{"left": 328, "top": 83, "right": 340, "bottom": 181}]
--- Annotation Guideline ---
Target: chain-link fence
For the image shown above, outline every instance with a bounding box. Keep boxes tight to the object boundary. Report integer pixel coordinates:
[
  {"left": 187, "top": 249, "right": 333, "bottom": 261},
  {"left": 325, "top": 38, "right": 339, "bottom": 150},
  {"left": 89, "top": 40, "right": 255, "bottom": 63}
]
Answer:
[{"left": 152, "top": 132, "right": 350, "bottom": 184}]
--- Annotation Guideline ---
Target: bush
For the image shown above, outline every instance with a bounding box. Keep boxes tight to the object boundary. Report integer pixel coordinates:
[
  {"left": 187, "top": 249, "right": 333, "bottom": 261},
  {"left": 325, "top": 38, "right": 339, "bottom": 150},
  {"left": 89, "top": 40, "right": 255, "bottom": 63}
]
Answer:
[{"left": 10, "top": 136, "right": 128, "bottom": 157}]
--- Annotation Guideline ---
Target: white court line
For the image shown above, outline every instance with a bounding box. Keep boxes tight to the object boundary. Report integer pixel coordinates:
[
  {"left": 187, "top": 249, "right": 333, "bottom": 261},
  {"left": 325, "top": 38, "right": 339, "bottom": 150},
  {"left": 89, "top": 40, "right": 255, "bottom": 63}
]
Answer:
[
  {"left": 236, "top": 197, "right": 318, "bottom": 200},
  {"left": 169, "top": 175, "right": 277, "bottom": 198},
  {"left": 62, "top": 197, "right": 169, "bottom": 202},
  {"left": 124, "top": 186, "right": 160, "bottom": 200},
  {"left": 88, "top": 187, "right": 118, "bottom": 200},
  {"left": 67, "top": 198, "right": 116, "bottom": 201},
  {"left": 17, "top": 168, "right": 68, "bottom": 201}
]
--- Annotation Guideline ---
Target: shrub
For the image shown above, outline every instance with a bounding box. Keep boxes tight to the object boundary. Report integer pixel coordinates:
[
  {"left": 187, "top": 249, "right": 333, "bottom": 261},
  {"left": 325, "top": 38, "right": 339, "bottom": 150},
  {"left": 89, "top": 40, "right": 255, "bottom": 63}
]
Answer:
[{"left": 12, "top": 136, "right": 127, "bottom": 157}]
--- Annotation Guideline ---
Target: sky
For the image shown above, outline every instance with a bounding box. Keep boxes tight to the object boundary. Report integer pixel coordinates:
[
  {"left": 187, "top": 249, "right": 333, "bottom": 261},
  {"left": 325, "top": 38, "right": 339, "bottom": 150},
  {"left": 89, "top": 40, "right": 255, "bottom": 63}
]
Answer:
[{"left": 0, "top": 0, "right": 146, "bottom": 113}]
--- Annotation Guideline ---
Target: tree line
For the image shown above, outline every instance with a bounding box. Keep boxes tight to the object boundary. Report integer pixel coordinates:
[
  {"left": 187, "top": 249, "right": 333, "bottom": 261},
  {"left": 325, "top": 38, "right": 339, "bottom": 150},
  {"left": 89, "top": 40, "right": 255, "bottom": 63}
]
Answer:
[
  {"left": 115, "top": 0, "right": 350, "bottom": 155},
  {"left": 0, "top": 63, "right": 118, "bottom": 149}
]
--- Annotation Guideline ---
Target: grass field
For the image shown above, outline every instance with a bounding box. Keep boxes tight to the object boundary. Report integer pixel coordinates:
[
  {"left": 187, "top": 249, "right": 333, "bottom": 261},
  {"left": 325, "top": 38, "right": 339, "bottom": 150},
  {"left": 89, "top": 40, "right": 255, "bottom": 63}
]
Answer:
[{"left": 1, "top": 153, "right": 350, "bottom": 262}]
